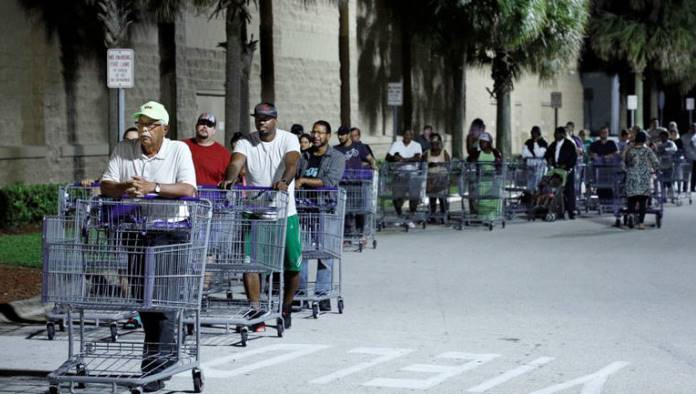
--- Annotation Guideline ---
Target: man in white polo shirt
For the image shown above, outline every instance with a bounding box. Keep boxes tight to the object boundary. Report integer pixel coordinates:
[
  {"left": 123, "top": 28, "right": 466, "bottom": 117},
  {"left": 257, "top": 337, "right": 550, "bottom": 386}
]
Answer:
[
  {"left": 100, "top": 101, "right": 196, "bottom": 393},
  {"left": 385, "top": 128, "right": 423, "bottom": 225}
]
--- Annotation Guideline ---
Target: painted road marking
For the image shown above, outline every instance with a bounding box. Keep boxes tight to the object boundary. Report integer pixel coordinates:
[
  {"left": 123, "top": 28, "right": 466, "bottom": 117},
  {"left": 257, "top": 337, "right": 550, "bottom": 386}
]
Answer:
[
  {"left": 310, "top": 347, "right": 414, "bottom": 384},
  {"left": 466, "top": 356, "right": 555, "bottom": 392},
  {"left": 201, "top": 344, "right": 330, "bottom": 378},
  {"left": 363, "top": 352, "right": 500, "bottom": 390},
  {"left": 528, "top": 361, "right": 630, "bottom": 394}
]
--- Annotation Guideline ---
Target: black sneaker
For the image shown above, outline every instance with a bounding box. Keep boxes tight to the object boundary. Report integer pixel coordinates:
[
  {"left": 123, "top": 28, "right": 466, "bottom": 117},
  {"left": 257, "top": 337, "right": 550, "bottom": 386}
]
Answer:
[
  {"left": 318, "top": 299, "right": 331, "bottom": 312},
  {"left": 143, "top": 380, "right": 165, "bottom": 393},
  {"left": 282, "top": 307, "right": 292, "bottom": 329}
]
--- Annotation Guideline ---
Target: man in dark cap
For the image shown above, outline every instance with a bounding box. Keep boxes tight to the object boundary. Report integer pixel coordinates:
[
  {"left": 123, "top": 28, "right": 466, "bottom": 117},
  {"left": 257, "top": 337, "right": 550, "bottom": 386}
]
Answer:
[
  {"left": 183, "top": 113, "right": 231, "bottom": 186},
  {"left": 221, "top": 102, "right": 302, "bottom": 329}
]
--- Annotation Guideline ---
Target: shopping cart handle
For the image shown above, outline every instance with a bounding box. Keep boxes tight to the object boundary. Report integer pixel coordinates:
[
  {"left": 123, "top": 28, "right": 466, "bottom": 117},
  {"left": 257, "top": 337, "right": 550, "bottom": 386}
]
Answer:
[
  {"left": 231, "top": 185, "right": 275, "bottom": 191},
  {"left": 73, "top": 181, "right": 101, "bottom": 187},
  {"left": 120, "top": 193, "right": 205, "bottom": 201}
]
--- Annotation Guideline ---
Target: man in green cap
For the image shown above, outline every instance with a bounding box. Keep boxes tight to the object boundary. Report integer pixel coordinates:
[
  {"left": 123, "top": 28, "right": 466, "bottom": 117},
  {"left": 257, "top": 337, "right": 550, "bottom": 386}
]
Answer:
[{"left": 100, "top": 101, "right": 197, "bottom": 392}]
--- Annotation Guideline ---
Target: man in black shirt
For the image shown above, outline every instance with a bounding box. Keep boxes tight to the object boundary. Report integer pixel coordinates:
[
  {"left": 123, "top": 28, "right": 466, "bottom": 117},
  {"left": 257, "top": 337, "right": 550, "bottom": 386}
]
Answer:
[
  {"left": 545, "top": 127, "right": 579, "bottom": 219},
  {"left": 589, "top": 127, "right": 619, "bottom": 163}
]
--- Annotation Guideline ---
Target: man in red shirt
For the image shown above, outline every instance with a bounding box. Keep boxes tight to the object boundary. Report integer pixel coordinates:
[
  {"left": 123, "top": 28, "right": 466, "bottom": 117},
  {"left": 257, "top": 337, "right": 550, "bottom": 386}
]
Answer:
[{"left": 183, "top": 113, "right": 231, "bottom": 185}]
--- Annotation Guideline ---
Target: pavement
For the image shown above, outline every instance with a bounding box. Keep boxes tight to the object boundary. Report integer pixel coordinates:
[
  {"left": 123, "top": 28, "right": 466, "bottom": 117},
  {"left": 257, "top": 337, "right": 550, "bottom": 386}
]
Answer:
[{"left": 1, "top": 201, "right": 695, "bottom": 393}]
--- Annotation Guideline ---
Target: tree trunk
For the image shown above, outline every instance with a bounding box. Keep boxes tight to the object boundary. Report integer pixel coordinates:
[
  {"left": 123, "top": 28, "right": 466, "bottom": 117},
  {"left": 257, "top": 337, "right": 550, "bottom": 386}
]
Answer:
[
  {"left": 239, "top": 13, "right": 256, "bottom": 137},
  {"left": 339, "top": 0, "right": 351, "bottom": 127},
  {"left": 400, "top": 11, "right": 412, "bottom": 130},
  {"left": 634, "top": 71, "right": 644, "bottom": 128},
  {"left": 496, "top": 90, "right": 512, "bottom": 158},
  {"left": 225, "top": 2, "right": 243, "bottom": 149},
  {"left": 259, "top": 0, "right": 275, "bottom": 103},
  {"left": 158, "top": 22, "right": 177, "bottom": 139},
  {"left": 450, "top": 49, "right": 466, "bottom": 159}
]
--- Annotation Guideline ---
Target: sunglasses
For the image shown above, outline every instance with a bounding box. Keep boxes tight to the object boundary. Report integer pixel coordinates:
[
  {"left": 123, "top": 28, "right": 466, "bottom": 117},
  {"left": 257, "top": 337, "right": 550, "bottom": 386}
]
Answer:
[{"left": 197, "top": 120, "right": 216, "bottom": 128}]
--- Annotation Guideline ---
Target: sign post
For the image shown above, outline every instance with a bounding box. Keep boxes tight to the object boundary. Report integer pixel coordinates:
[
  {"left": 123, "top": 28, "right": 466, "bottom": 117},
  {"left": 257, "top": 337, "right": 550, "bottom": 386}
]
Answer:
[
  {"left": 550, "top": 92, "right": 562, "bottom": 129},
  {"left": 658, "top": 91, "right": 665, "bottom": 125},
  {"left": 687, "top": 97, "right": 695, "bottom": 124},
  {"left": 388, "top": 82, "right": 403, "bottom": 142},
  {"left": 627, "top": 95, "right": 638, "bottom": 127},
  {"left": 107, "top": 48, "right": 135, "bottom": 141}
]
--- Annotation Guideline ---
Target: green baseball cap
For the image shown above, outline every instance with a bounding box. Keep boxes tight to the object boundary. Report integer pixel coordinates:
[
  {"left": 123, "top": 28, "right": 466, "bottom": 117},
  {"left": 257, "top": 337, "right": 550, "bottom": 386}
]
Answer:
[{"left": 132, "top": 101, "right": 169, "bottom": 125}]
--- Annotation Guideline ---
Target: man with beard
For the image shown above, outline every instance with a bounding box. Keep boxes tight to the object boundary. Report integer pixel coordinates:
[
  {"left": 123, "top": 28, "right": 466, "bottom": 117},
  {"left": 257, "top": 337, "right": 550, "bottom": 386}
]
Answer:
[
  {"left": 221, "top": 102, "right": 302, "bottom": 329},
  {"left": 183, "top": 113, "right": 231, "bottom": 186}
]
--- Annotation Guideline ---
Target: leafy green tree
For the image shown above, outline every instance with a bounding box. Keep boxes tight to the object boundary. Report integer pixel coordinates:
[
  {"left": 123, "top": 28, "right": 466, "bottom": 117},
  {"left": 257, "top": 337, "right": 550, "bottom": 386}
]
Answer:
[
  {"left": 590, "top": 0, "right": 696, "bottom": 127},
  {"left": 475, "top": 0, "right": 589, "bottom": 157}
]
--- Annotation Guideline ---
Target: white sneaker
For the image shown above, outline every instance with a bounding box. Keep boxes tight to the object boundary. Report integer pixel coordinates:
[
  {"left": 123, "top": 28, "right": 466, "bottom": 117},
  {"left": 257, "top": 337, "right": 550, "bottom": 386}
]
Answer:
[{"left": 407, "top": 221, "right": 416, "bottom": 229}]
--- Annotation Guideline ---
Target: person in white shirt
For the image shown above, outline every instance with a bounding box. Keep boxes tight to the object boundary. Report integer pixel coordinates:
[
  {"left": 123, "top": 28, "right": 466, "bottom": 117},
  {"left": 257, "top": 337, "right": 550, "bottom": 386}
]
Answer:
[
  {"left": 522, "top": 126, "right": 548, "bottom": 159},
  {"left": 221, "top": 102, "right": 302, "bottom": 330},
  {"left": 385, "top": 129, "right": 423, "bottom": 222},
  {"left": 681, "top": 123, "right": 696, "bottom": 192},
  {"left": 100, "top": 101, "right": 196, "bottom": 393}
]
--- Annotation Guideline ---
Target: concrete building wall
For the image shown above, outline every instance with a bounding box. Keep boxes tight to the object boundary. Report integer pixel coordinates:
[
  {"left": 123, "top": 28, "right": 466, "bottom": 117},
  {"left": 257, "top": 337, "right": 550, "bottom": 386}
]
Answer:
[{"left": 0, "top": 0, "right": 584, "bottom": 186}]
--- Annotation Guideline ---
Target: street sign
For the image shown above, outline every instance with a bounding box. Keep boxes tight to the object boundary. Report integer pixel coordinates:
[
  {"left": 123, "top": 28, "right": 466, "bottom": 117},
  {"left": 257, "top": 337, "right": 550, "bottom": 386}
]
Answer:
[
  {"left": 107, "top": 48, "right": 135, "bottom": 89},
  {"left": 627, "top": 95, "right": 638, "bottom": 110},
  {"left": 686, "top": 97, "right": 695, "bottom": 111},
  {"left": 388, "top": 82, "right": 403, "bottom": 106},
  {"left": 550, "top": 92, "right": 562, "bottom": 109}
]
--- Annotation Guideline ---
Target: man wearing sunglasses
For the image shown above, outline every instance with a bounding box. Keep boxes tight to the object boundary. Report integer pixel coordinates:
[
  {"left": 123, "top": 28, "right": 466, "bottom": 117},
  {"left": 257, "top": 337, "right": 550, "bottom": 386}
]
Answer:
[{"left": 183, "top": 113, "right": 231, "bottom": 186}]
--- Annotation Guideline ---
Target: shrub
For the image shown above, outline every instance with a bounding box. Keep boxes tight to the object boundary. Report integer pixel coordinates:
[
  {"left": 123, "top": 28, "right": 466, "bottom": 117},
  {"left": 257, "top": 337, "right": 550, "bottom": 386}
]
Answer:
[{"left": 0, "top": 183, "right": 59, "bottom": 229}]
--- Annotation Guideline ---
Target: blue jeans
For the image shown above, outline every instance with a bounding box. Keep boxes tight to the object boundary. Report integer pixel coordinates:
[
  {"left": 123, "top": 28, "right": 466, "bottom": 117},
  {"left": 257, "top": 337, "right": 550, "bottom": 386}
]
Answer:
[{"left": 299, "top": 259, "right": 333, "bottom": 295}]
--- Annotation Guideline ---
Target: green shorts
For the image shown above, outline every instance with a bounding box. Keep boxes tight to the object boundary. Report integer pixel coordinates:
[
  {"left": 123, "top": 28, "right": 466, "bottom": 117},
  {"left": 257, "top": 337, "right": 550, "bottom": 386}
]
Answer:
[{"left": 284, "top": 215, "right": 303, "bottom": 272}]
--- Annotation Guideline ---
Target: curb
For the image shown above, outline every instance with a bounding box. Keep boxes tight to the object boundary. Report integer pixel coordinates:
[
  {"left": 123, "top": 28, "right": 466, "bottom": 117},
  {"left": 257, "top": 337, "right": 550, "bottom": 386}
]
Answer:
[{"left": 0, "top": 296, "right": 49, "bottom": 323}]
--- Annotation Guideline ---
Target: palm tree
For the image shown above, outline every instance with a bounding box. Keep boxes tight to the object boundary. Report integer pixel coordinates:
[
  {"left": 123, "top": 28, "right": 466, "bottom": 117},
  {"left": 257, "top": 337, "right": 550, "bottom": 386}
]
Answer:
[
  {"left": 590, "top": 0, "right": 696, "bottom": 128},
  {"left": 475, "top": 0, "right": 589, "bottom": 157}
]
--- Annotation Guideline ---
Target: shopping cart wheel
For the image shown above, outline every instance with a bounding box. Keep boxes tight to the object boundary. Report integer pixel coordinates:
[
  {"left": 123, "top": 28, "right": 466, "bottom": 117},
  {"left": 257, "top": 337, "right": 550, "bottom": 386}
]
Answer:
[
  {"left": 656, "top": 215, "right": 662, "bottom": 228},
  {"left": 502, "top": 221, "right": 506, "bottom": 229},
  {"left": 58, "top": 320, "right": 65, "bottom": 332},
  {"left": 130, "top": 387, "right": 143, "bottom": 394},
  {"left": 48, "top": 385, "right": 59, "bottom": 394},
  {"left": 46, "top": 322, "right": 56, "bottom": 340},
  {"left": 186, "top": 323, "right": 195, "bottom": 336},
  {"left": 226, "top": 290, "right": 234, "bottom": 300},
  {"left": 422, "top": 221, "right": 426, "bottom": 229},
  {"left": 240, "top": 327, "right": 248, "bottom": 347},
  {"left": 276, "top": 318, "right": 284, "bottom": 337},
  {"left": 312, "top": 303, "right": 319, "bottom": 319},
  {"left": 488, "top": 224, "right": 493, "bottom": 231},
  {"left": 614, "top": 218, "right": 621, "bottom": 227},
  {"left": 110, "top": 323, "right": 118, "bottom": 342},
  {"left": 192, "top": 368, "right": 204, "bottom": 393},
  {"left": 358, "top": 242, "right": 363, "bottom": 252},
  {"left": 338, "top": 299, "right": 344, "bottom": 314},
  {"left": 372, "top": 239, "right": 377, "bottom": 249},
  {"left": 76, "top": 363, "right": 87, "bottom": 389}
]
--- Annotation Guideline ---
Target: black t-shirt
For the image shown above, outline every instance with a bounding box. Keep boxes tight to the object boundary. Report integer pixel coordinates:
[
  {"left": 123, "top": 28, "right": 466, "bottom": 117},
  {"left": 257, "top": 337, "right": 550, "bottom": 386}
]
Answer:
[
  {"left": 303, "top": 154, "right": 322, "bottom": 178},
  {"left": 589, "top": 140, "right": 618, "bottom": 156}
]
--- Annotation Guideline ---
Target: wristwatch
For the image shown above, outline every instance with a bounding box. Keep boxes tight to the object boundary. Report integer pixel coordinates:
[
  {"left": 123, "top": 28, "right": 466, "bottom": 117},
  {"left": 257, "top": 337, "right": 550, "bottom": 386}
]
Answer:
[{"left": 154, "top": 183, "right": 161, "bottom": 194}]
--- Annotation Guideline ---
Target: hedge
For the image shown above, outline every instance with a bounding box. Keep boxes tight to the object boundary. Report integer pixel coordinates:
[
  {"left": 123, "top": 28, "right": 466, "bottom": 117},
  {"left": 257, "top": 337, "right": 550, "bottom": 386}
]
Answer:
[{"left": 0, "top": 183, "right": 59, "bottom": 229}]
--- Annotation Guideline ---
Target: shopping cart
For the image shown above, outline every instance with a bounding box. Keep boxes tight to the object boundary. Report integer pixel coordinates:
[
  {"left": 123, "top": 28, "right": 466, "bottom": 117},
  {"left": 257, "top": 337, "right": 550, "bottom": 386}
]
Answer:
[
  {"left": 43, "top": 196, "right": 212, "bottom": 394},
  {"left": 377, "top": 162, "right": 428, "bottom": 231},
  {"left": 666, "top": 156, "right": 693, "bottom": 205},
  {"left": 426, "top": 162, "right": 452, "bottom": 225},
  {"left": 615, "top": 173, "right": 665, "bottom": 228},
  {"left": 186, "top": 186, "right": 288, "bottom": 346},
  {"left": 454, "top": 161, "right": 507, "bottom": 231},
  {"left": 340, "top": 168, "right": 378, "bottom": 251},
  {"left": 46, "top": 182, "right": 139, "bottom": 341},
  {"left": 585, "top": 163, "right": 625, "bottom": 216},
  {"left": 295, "top": 188, "right": 346, "bottom": 318},
  {"left": 504, "top": 158, "right": 547, "bottom": 219}
]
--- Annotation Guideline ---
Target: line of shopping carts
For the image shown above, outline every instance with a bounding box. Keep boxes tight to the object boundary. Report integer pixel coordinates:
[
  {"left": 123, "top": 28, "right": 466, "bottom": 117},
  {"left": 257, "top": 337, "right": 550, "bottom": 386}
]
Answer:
[{"left": 41, "top": 183, "right": 349, "bottom": 393}]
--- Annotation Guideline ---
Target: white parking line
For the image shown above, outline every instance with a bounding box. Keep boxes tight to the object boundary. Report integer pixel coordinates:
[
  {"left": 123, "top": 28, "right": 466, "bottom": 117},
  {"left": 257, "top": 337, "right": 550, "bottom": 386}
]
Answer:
[
  {"left": 527, "top": 361, "right": 630, "bottom": 394},
  {"left": 201, "top": 344, "right": 330, "bottom": 378},
  {"left": 310, "top": 347, "right": 414, "bottom": 384},
  {"left": 467, "top": 356, "right": 555, "bottom": 392},
  {"left": 363, "top": 352, "right": 500, "bottom": 390}
]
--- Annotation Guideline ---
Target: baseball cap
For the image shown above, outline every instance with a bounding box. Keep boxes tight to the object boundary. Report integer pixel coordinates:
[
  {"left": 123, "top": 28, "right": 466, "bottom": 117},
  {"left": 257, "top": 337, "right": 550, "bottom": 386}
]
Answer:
[
  {"left": 132, "top": 101, "right": 169, "bottom": 124},
  {"left": 478, "top": 132, "right": 492, "bottom": 142},
  {"left": 197, "top": 112, "right": 216, "bottom": 126},
  {"left": 251, "top": 103, "right": 278, "bottom": 118}
]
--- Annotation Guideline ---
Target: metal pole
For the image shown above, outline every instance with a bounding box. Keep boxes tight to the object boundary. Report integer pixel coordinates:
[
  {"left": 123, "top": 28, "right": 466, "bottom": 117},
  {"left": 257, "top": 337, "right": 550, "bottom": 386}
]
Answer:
[
  {"left": 554, "top": 108, "right": 558, "bottom": 130},
  {"left": 118, "top": 88, "right": 125, "bottom": 141},
  {"left": 630, "top": 110, "right": 635, "bottom": 127},
  {"left": 689, "top": 110, "right": 693, "bottom": 125},
  {"left": 392, "top": 106, "right": 398, "bottom": 142}
]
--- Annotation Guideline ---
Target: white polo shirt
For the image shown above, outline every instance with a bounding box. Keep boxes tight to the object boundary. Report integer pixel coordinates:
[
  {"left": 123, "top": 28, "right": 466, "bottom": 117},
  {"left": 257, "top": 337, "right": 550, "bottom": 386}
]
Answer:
[{"left": 102, "top": 138, "right": 197, "bottom": 187}]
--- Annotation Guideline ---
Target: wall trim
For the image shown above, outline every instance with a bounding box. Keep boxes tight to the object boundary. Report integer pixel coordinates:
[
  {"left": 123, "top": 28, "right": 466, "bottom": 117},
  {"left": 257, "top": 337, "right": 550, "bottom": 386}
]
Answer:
[
  {"left": 0, "top": 145, "right": 48, "bottom": 160},
  {"left": 60, "top": 144, "right": 110, "bottom": 157}
]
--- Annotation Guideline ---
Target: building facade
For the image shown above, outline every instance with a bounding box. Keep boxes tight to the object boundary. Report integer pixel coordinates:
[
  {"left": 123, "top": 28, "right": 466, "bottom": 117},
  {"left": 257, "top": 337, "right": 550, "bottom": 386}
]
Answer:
[{"left": 0, "top": 0, "right": 584, "bottom": 186}]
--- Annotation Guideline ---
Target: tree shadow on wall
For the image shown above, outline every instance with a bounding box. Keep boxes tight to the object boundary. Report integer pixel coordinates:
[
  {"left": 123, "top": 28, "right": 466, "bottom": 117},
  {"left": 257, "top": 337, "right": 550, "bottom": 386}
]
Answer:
[{"left": 357, "top": 0, "right": 452, "bottom": 138}]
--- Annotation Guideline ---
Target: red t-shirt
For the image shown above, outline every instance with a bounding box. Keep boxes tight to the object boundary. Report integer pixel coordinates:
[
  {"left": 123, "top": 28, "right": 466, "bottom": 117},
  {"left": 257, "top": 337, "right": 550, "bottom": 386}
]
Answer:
[{"left": 183, "top": 138, "right": 231, "bottom": 186}]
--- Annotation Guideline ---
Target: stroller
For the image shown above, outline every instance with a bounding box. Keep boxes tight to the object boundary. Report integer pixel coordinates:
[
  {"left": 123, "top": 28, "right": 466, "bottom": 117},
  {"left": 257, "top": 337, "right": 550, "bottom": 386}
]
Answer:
[{"left": 527, "top": 168, "right": 567, "bottom": 221}]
